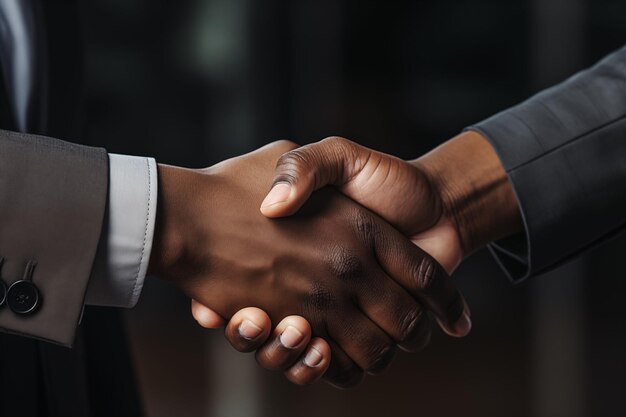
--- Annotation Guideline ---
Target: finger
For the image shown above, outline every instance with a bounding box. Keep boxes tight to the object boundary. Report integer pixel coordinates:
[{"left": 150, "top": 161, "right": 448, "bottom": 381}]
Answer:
[
  {"left": 354, "top": 263, "right": 431, "bottom": 351},
  {"left": 260, "top": 137, "right": 369, "bottom": 218},
  {"left": 371, "top": 217, "right": 472, "bottom": 337},
  {"left": 327, "top": 309, "right": 396, "bottom": 375},
  {"left": 284, "top": 337, "right": 331, "bottom": 386},
  {"left": 191, "top": 299, "right": 226, "bottom": 328},
  {"left": 255, "top": 316, "right": 312, "bottom": 372},
  {"left": 224, "top": 307, "right": 273, "bottom": 352},
  {"left": 398, "top": 311, "right": 432, "bottom": 352},
  {"left": 323, "top": 340, "right": 364, "bottom": 389}
]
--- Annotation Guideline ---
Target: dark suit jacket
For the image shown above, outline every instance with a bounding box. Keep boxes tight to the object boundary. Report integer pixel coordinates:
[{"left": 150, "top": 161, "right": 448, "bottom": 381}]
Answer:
[{"left": 471, "top": 45, "right": 626, "bottom": 282}]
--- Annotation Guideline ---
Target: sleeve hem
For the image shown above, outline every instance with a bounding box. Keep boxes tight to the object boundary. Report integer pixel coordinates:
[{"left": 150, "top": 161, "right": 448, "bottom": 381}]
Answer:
[
  {"left": 464, "top": 126, "right": 533, "bottom": 282},
  {"left": 128, "top": 157, "right": 157, "bottom": 307}
]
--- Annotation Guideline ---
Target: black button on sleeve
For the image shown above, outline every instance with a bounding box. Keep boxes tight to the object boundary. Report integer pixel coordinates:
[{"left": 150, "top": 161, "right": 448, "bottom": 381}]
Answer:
[{"left": 7, "top": 280, "right": 41, "bottom": 315}]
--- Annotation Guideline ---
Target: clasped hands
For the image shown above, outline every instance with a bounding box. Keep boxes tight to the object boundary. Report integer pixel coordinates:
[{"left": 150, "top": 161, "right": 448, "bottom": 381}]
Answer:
[{"left": 148, "top": 131, "right": 517, "bottom": 388}]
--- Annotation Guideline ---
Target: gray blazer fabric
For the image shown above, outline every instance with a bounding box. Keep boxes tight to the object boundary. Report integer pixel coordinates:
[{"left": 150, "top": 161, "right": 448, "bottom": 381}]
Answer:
[
  {"left": 0, "top": 129, "right": 108, "bottom": 346},
  {"left": 471, "top": 45, "right": 626, "bottom": 282}
]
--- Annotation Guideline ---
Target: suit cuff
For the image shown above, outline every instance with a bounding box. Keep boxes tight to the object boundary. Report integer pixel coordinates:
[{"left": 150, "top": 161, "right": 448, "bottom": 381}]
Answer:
[
  {"left": 85, "top": 154, "right": 158, "bottom": 308},
  {"left": 465, "top": 46, "right": 626, "bottom": 282}
]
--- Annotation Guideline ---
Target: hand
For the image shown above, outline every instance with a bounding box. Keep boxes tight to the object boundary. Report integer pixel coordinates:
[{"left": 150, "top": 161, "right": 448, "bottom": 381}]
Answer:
[
  {"left": 193, "top": 132, "right": 522, "bottom": 385},
  {"left": 148, "top": 140, "right": 469, "bottom": 387},
  {"left": 259, "top": 137, "right": 462, "bottom": 273},
  {"left": 190, "top": 133, "right": 510, "bottom": 384},
  {"left": 259, "top": 132, "right": 521, "bottom": 274}
]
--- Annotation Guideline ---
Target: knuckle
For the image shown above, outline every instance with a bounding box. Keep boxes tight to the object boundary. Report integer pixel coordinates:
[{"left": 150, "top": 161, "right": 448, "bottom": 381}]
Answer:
[
  {"left": 321, "top": 136, "right": 364, "bottom": 174},
  {"left": 400, "top": 318, "right": 432, "bottom": 352},
  {"left": 306, "top": 282, "right": 336, "bottom": 312},
  {"left": 397, "top": 307, "right": 424, "bottom": 343},
  {"left": 411, "top": 256, "right": 441, "bottom": 294},
  {"left": 353, "top": 209, "right": 377, "bottom": 243},
  {"left": 274, "top": 150, "right": 312, "bottom": 184},
  {"left": 327, "top": 246, "right": 364, "bottom": 283},
  {"left": 278, "top": 148, "right": 311, "bottom": 167},
  {"left": 321, "top": 136, "right": 349, "bottom": 149},
  {"left": 364, "top": 342, "right": 396, "bottom": 374}
]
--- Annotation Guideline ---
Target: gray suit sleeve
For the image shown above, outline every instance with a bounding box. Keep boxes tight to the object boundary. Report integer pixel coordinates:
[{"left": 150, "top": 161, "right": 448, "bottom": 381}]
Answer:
[
  {"left": 468, "top": 45, "right": 626, "bottom": 282},
  {"left": 0, "top": 129, "right": 108, "bottom": 346}
]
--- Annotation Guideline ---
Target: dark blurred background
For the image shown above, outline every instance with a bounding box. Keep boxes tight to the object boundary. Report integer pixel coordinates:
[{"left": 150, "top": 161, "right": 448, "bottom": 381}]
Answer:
[{"left": 72, "top": 0, "right": 626, "bottom": 416}]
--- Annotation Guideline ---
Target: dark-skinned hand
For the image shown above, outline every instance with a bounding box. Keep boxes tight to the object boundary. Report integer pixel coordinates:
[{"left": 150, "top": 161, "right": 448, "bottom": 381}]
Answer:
[
  {"left": 148, "top": 140, "right": 470, "bottom": 387},
  {"left": 193, "top": 132, "right": 521, "bottom": 386}
]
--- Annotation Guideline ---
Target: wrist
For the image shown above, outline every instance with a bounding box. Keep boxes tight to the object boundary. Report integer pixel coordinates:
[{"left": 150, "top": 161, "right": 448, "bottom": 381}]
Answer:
[
  {"left": 148, "top": 164, "right": 201, "bottom": 280},
  {"left": 416, "top": 130, "right": 522, "bottom": 259}
]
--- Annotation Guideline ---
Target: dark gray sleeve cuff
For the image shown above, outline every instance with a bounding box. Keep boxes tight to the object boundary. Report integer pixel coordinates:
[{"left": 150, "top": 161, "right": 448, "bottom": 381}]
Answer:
[
  {"left": 0, "top": 130, "right": 108, "bottom": 346},
  {"left": 466, "top": 44, "right": 626, "bottom": 282}
]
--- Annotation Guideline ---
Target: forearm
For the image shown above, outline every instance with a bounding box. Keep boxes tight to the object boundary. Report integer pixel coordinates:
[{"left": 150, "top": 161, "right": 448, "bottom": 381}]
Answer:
[{"left": 416, "top": 130, "right": 523, "bottom": 259}]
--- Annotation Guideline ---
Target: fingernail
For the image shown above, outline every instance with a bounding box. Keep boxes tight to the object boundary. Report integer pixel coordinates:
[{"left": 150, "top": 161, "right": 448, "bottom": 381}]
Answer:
[
  {"left": 303, "top": 347, "right": 323, "bottom": 367},
  {"left": 261, "top": 183, "right": 291, "bottom": 208},
  {"left": 453, "top": 312, "right": 472, "bottom": 337},
  {"left": 239, "top": 320, "right": 263, "bottom": 340},
  {"left": 279, "top": 325, "right": 304, "bottom": 349}
]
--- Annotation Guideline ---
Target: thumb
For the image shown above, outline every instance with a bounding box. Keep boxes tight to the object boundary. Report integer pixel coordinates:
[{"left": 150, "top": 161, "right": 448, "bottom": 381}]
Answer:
[{"left": 260, "top": 137, "right": 367, "bottom": 218}]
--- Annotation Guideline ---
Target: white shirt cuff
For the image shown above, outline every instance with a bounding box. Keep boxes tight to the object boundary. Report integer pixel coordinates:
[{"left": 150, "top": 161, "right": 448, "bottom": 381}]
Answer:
[{"left": 85, "top": 154, "right": 158, "bottom": 308}]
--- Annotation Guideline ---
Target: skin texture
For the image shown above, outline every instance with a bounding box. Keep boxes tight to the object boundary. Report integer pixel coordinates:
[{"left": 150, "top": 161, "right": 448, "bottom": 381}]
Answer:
[
  {"left": 148, "top": 140, "right": 469, "bottom": 387},
  {"left": 260, "top": 131, "right": 522, "bottom": 270},
  {"left": 192, "top": 131, "right": 522, "bottom": 386}
]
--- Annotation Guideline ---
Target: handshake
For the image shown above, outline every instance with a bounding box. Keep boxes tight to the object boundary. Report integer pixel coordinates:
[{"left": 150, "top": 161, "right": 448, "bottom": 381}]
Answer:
[{"left": 147, "top": 130, "right": 521, "bottom": 387}]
